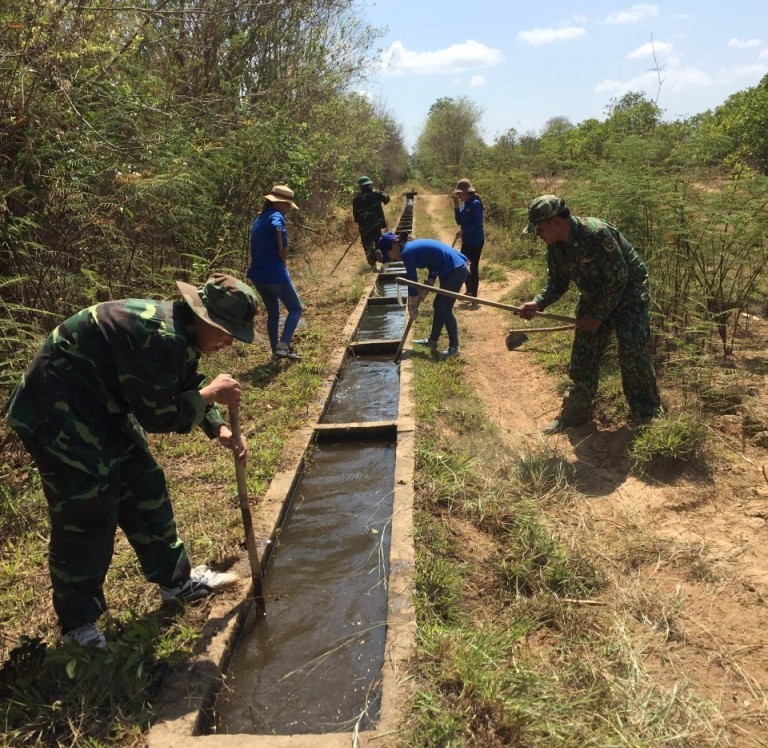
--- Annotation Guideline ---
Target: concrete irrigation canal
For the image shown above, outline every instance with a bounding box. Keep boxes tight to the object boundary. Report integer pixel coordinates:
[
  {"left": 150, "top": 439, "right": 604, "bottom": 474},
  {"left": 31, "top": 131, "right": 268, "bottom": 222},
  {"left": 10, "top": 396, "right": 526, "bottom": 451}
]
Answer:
[{"left": 148, "top": 195, "right": 419, "bottom": 748}]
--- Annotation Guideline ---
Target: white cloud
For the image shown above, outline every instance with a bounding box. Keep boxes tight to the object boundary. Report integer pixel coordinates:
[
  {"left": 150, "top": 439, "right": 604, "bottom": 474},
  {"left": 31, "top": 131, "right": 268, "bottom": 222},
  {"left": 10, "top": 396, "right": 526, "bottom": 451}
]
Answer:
[
  {"left": 379, "top": 39, "right": 504, "bottom": 76},
  {"left": 627, "top": 40, "right": 675, "bottom": 60},
  {"left": 469, "top": 75, "right": 487, "bottom": 87},
  {"left": 728, "top": 38, "right": 762, "bottom": 49},
  {"left": 605, "top": 4, "right": 659, "bottom": 24},
  {"left": 760, "top": 49, "right": 768, "bottom": 61},
  {"left": 516, "top": 26, "right": 585, "bottom": 47},
  {"left": 718, "top": 63, "right": 768, "bottom": 80}
]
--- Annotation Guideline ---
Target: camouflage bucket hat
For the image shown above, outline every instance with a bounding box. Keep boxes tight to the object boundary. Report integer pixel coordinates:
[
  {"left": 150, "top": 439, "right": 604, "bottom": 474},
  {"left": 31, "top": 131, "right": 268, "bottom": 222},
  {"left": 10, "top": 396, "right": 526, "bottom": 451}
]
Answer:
[
  {"left": 177, "top": 273, "right": 260, "bottom": 344},
  {"left": 524, "top": 195, "right": 568, "bottom": 234},
  {"left": 358, "top": 176, "right": 373, "bottom": 186}
]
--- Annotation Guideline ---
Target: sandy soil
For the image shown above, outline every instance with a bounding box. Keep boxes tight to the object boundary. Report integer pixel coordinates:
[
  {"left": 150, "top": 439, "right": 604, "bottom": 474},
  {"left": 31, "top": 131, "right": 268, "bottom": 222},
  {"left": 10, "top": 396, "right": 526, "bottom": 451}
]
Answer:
[{"left": 413, "top": 192, "right": 768, "bottom": 747}]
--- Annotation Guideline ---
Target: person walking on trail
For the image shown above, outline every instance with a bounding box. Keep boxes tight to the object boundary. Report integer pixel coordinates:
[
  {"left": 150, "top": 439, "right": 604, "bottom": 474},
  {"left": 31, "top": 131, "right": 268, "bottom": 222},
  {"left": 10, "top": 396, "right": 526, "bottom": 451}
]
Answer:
[
  {"left": 517, "top": 195, "right": 662, "bottom": 434},
  {"left": 376, "top": 232, "right": 469, "bottom": 360},
  {"left": 352, "top": 176, "right": 390, "bottom": 269},
  {"left": 4, "top": 273, "right": 259, "bottom": 649},
  {"left": 452, "top": 178, "right": 485, "bottom": 303},
  {"left": 247, "top": 184, "right": 303, "bottom": 361}
]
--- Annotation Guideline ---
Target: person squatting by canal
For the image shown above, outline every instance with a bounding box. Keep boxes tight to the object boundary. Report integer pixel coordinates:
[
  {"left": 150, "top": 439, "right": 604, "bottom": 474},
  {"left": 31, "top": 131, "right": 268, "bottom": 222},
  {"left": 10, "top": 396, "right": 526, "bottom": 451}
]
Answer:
[
  {"left": 247, "top": 184, "right": 304, "bottom": 361},
  {"left": 517, "top": 195, "right": 662, "bottom": 434},
  {"left": 352, "top": 176, "right": 390, "bottom": 269},
  {"left": 377, "top": 232, "right": 469, "bottom": 360},
  {"left": 4, "top": 274, "right": 259, "bottom": 649},
  {"left": 452, "top": 178, "right": 485, "bottom": 302}
]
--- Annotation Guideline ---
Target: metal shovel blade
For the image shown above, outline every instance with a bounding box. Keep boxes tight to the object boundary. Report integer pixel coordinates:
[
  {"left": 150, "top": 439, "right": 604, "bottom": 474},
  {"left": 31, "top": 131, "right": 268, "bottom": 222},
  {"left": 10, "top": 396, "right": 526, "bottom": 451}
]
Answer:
[{"left": 505, "top": 331, "right": 529, "bottom": 350}]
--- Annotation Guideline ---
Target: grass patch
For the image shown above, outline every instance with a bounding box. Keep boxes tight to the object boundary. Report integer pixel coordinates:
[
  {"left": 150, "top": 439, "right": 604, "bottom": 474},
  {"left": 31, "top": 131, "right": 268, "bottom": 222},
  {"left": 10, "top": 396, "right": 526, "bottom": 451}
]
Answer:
[
  {"left": 629, "top": 413, "right": 708, "bottom": 478},
  {"left": 407, "top": 337, "right": 721, "bottom": 746}
]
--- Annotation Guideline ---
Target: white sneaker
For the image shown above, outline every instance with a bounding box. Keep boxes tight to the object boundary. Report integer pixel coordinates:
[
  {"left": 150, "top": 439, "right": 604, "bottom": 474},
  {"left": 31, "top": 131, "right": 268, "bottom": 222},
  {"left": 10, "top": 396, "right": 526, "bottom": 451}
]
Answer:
[
  {"left": 62, "top": 623, "right": 106, "bottom": 650},
  {"left": 160, "top": 565, "right": 239, "bottom": 603},
  {"left": 440, "top": 346, "right": 461, "bottom": 359},
  {"left": 273, "top": 343, "right": 302, "bottom": 361}
]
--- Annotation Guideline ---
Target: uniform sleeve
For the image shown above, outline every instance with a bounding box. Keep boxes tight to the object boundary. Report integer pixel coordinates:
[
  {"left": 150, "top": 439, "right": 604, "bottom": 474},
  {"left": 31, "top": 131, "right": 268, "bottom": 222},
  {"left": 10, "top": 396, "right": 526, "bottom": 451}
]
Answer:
[
  {"left": 534, "top": 247, "right": 571, "bottom": 309},
  {"left": 403, "top": 254, "right": 420, "bottom": 296},
  {"left": 352, "top": 195, "right": 361, "bottom": 223},
  {"left": 379, "top": 191, "right": 390, "bottom": 205},
  {"left": 271, "top": 211, "right": 288, "bottom": 252}
]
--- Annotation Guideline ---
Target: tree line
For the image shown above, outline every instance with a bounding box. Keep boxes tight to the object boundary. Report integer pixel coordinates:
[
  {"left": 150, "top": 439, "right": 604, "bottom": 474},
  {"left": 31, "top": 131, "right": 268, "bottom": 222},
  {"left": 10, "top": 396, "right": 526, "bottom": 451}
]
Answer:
[
  {"left": 412, "top": 84, "right": 768, "bottom": 360},
  {"left": 0, "top": 0, "right": 409, "bottom": 394}
]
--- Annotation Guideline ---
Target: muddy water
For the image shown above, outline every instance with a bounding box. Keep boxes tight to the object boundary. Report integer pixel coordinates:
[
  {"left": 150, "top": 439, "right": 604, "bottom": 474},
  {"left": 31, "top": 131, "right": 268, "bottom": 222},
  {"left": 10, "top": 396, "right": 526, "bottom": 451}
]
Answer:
[
  {"left": 354, "top": 304, "right": 405, "bottom": 341},
  {"left": 324, "top": 357, "right": 399, "bottom": 423},
  {"left": 213, "top": 441, "right": 395, "bottom": 735}
]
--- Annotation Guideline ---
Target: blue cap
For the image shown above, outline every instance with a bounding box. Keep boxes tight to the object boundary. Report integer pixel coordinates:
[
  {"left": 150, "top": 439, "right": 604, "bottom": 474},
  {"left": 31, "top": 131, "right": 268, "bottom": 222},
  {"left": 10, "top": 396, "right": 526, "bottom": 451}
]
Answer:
[{"left": 377, "top": 232, "right": 397, "bottom": 262}]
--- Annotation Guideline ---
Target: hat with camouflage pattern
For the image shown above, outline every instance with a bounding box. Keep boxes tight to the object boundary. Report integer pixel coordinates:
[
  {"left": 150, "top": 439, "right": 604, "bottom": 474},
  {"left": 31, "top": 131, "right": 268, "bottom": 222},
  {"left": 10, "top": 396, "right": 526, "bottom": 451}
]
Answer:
[
  {"left": 177, "top": 273, "right": 259, "bottom": 343},
  {"left": 524, "top": 195, "right": 568, "bottom": 234}
]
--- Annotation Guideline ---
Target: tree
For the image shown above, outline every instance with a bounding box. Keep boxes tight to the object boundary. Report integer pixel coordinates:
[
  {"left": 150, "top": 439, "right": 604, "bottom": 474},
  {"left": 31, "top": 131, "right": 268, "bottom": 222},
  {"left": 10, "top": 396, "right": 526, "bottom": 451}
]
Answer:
[
  {"left": 412, "top": 96, "right": 485, "bottom": 183},
  {"left": 706, "top": 74, "right": 768, "bottom": 174}
]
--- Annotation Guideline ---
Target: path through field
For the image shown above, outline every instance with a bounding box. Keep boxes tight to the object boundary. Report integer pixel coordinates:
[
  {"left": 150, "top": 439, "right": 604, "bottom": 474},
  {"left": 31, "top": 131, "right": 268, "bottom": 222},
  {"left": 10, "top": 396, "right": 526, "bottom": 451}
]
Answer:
[{"left": 416, "top": 191, "right": 768, "bottom": 747}]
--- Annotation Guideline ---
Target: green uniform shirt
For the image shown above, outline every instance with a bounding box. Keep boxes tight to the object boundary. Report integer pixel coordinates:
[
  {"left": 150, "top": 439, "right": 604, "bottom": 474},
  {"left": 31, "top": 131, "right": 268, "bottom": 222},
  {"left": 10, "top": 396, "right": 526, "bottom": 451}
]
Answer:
[
  {"left": 6, "top": 299, "right": 224, "bottom": 458},
  {"left": 534, "top": 216, "right": 650, "bottom": 320},
  {"left": 352, "top": 188, "right": 390, "bottom": 232}
]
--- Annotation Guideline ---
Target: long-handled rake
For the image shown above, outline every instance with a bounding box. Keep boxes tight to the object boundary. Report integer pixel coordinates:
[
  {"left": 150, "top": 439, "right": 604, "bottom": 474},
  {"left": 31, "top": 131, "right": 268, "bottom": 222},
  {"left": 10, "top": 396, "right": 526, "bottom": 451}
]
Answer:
[{"left": 394, "top": 277, "right": 576, "bottom": 350}]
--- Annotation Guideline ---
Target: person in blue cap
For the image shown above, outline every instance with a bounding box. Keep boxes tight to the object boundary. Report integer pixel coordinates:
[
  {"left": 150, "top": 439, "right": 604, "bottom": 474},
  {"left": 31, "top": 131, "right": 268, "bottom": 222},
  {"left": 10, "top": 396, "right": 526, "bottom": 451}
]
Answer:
[{"left": 376, "top": 232, "right": 468, "bottom": 359}]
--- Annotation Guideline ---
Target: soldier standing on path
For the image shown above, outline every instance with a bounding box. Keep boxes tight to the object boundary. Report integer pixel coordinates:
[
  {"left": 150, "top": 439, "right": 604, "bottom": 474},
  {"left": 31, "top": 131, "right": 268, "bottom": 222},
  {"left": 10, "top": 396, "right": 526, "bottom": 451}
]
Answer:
[
  {"left": 517, "top": 195, "right": 662, "bottom": 434},
  {"left": 352, "top": 176, "right": 390, "bottom": 269}
]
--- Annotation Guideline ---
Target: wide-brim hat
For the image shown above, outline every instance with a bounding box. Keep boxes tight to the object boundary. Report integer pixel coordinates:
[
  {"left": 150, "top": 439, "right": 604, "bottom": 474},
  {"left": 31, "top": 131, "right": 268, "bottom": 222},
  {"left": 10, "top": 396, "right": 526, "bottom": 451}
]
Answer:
[
  {"left": 358, "top": 176, "right": 373, "bottom": 186},
  {"left": 455, "top": 178, "right": 476, "bottom": 193},
  {"left": 177, "top": 273, "right": 260, "bottom": 344},
  {"left": 264, "top": 184, "right": 299, "bottom": 209}
]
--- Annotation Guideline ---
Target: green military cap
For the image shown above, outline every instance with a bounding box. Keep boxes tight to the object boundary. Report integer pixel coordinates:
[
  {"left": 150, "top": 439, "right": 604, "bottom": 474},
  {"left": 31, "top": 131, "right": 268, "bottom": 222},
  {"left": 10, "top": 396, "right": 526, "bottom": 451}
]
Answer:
[
  {"left": 357, "top": 176, "right": 373, "bottom": 186},
  {"left": 177, "top": 273, "right": 259, "bottom": 343},
  {"left": 524, "top": 195, "right": 568, "bottom": 234}
]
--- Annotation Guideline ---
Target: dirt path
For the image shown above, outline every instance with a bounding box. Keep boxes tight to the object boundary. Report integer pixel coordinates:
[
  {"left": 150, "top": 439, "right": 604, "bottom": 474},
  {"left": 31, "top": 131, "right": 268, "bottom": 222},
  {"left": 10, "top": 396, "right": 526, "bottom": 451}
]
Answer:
[{"left": 419, "top": 192, "right": 768, "bottom": 746}]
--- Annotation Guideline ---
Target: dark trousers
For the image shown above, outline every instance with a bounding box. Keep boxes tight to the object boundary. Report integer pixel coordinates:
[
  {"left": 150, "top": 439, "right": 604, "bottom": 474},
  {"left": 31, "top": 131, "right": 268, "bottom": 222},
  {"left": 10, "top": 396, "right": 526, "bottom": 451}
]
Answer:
[
  {"left": 360, "top": 227, "right": 382, "bottom": 266},
  {"left": 429, "top": 265, "right": 469, "bottom": 349},
  {"left": 460, "top": 240, "right": 484, "bottom": 297},
  {"left": 564, "top": 300, "right": 661, "bottom": 419},
  {"left": 22, "top": 429, "right": 190, "bottom": 632}
]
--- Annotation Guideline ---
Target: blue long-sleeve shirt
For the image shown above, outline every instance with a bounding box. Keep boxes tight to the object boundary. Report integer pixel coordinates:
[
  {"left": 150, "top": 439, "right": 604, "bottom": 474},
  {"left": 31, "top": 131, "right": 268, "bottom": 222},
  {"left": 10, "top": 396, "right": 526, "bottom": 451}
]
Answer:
[
  {"left": 454, "top": 196, "right": 484, "bottom": 245},
  {"left": 248, "top": 206, "right": 290, "bottom": 285},
  {"left": 401, "top": 239, "right": 468, "bottom": 296}
]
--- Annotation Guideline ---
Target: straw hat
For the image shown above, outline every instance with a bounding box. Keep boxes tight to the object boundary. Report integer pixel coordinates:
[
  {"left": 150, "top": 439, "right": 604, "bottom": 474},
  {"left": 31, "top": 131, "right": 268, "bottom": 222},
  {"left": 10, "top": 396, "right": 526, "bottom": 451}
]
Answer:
[{"left": 264, "top": 184, "right": 299, "bottom": 209}]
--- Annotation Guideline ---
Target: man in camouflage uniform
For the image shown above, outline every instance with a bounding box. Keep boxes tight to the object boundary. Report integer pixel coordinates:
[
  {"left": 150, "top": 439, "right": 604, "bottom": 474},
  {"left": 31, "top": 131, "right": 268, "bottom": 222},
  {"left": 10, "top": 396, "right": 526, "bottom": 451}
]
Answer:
[
  {"left": 5, "top": 274, "right": 258, "bottom": 648},
  {"left": 352, "top": 176, "right": 390, "bottom": 268},
  {"left": 518, "top": 195, "right": 661, "bottom": 434}
]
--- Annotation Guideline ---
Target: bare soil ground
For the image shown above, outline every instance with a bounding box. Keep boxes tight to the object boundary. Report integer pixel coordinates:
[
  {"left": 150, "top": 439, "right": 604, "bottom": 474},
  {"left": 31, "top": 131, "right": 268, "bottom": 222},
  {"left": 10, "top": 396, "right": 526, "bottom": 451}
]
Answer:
[{"left": 415, "top": 192, "right": 768, "bottom": 747}]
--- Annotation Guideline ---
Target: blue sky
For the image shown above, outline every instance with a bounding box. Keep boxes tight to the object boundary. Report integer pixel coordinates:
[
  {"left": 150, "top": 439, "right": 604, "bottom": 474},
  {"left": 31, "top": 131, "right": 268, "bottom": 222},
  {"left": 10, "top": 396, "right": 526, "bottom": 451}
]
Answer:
[{"left": 358, "top": 1, "right": 768, "bottom": 150}]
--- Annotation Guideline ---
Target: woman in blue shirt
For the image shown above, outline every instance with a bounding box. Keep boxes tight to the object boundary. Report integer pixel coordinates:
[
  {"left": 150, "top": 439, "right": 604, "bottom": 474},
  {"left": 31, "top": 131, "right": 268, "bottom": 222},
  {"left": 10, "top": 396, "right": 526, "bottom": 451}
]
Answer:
[
  {"left": 247, "top": 185, "right": 303, "bottom": 361},
  {"left": 452, "top": 178, "right": 485, "bottom": 303},
  {"left": 377, "top": 232, "right": 468, "bottom": 359}
]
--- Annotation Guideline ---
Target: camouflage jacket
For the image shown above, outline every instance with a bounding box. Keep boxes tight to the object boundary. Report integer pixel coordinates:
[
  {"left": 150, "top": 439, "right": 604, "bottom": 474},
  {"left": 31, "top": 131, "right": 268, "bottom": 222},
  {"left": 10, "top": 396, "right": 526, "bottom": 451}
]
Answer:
[
  {"left": 534, "top": 216, "right": 650, "bottom": 320},
  {"left": 352, "top": 188, "right": 390, "bottom": 231},
  {"left": 6, "top": 300, "right": 225, "bottom": 454}
]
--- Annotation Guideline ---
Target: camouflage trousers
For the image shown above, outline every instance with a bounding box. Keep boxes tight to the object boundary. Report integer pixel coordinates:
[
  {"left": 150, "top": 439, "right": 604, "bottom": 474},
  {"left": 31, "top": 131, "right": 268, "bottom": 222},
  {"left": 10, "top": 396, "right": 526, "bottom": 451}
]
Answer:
[
  {"left": 360, "top": 227, "right": 382, "bottom": 267},
  {"left": 562, "top": 300, "right": 661, "bottom": 421},
  {"left": 19, "top": 421, "right": 191, "bottom": 633}
]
